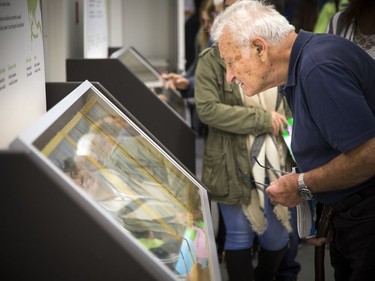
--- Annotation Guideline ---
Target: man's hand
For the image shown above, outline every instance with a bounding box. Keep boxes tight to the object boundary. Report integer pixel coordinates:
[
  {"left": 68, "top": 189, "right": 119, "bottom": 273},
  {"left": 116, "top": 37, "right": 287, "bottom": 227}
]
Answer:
[
  {"left": 305, "top": 236, "right": 328, "bottom": 246},
  {"left": 266, "top": 172, "right": 303, "bottom": 207}
]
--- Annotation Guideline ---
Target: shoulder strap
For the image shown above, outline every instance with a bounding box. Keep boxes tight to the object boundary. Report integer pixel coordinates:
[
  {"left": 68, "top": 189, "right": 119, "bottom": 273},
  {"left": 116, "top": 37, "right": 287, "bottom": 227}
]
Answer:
[
  {"left": 327, "top": 10, "right": 355, "bottom": 40},
  {"left": 326, "top": 10, "right": 344, "bottom": 35}
]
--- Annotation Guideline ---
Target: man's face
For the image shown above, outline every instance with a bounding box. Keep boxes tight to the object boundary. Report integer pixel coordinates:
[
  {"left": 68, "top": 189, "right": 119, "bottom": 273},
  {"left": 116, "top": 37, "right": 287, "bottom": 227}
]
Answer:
[{"left": 218, "top": 28, "right": 268, "bottom": 96}]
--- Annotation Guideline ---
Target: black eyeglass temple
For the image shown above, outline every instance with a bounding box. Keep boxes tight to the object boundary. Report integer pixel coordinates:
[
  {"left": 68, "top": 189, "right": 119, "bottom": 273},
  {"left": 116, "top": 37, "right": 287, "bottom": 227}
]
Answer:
[
  {"left": 252, "top": 156, "right": 289, "bottom": 175},
  {"left": 237, "top": 167, "right": 269, "bottom": 188}
]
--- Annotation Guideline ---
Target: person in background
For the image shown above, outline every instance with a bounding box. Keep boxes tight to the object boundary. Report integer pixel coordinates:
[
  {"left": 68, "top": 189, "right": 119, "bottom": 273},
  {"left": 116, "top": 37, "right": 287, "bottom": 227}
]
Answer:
[
  {"left": 195, "top": 1, "right": 296, "bottom": 279},
  {"left": 313, "top": 0, "right": 349, "bottom": 33},
  {"left": 162, "top": 0, "right": 216, "bottom": 136},
  {"left": 210, "top": 1, "right": 375, "bottom": 280},
  {"left": 291, "top": 0, "right": 319, "bottom": 32},
  {"left": 185, "top": 0, "right": 204, "bottom": 70},
  {"left": 326, "top": 0, "right": 375, "bottom": 59}
]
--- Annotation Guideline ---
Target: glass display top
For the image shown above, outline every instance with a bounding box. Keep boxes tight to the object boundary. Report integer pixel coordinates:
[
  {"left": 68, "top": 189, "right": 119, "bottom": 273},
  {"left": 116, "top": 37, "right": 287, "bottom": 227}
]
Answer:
[{"left": 12, "top": 81, "right": 219, "bottom": 280}]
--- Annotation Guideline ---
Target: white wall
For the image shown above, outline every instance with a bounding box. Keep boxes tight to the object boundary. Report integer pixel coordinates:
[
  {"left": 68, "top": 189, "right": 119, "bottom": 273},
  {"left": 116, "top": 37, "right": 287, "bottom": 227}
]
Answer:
[
  {"left": 42, "top": 0, "right": 185, "bottom": 82},
  {"left": 108, "top": 0, "right": 123, "bottom": 47},
  {"left": 121, "top": 0, "right": 184, "bottom": 73},
  {"left": 43, "top": 0, "right": 83, "bottom": 82}
]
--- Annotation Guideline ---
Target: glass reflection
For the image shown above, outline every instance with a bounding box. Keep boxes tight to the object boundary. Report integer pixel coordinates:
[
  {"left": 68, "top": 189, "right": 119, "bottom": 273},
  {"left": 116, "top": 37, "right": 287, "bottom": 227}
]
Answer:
[{"left": 38, "top": 89, "right": 210, "bottom": 280}]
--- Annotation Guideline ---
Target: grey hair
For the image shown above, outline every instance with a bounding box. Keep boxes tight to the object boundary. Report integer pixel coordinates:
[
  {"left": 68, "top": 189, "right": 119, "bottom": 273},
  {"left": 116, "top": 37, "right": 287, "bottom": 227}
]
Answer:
[{"left": 211, "top": 0, "right": 295, "bottom": 48}]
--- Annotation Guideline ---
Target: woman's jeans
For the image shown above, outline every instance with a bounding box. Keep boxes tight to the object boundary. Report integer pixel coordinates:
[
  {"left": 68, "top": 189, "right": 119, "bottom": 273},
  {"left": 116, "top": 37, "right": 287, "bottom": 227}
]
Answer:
[{"left": 219, "top": 197, "right": 289, "bottom": 251}]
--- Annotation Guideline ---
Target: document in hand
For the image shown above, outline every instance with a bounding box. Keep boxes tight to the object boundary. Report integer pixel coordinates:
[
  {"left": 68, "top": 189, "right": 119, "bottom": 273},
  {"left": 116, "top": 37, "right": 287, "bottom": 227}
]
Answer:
[{"left": 296, "top": 199, "right": 317, "bottom": 239}]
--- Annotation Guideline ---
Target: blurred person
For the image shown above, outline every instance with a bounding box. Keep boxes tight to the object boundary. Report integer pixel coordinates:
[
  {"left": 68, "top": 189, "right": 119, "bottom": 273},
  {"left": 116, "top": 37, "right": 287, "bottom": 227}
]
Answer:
[
  {"left": 210, "top": 1, "right": 375, "bottom": 280},
  {"left": 185, "top": 0, "right": 204, "bottom": 70},
  {"left": 197, "top": 0, "right": 217, "bottom": 56},
  {"left": 326, "top": 0, "right": 375, "bottom": 59},
  {"left": 291, "top": 0, "right": 319, "bottom": 32},
  {"left": 162, "top": 0, "right": 216, "bottom": 136},
  {"left": 313, "top": 0, "right": 349, "bottom": 33},
  {"left": 195, "top": 3, "right": 295, "bottom": 281},
  {"left": 195, "top": 43, "right": 294, "bottom": 281},
  {"left": 163, "top": 0, "right": 216, "bottom": 90}
]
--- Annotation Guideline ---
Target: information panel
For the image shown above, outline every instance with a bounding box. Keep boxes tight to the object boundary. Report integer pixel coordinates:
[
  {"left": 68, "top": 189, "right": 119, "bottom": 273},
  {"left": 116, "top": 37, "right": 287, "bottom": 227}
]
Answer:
[{"left": 0, "top": 0, "right": 46, "bottom": 148}]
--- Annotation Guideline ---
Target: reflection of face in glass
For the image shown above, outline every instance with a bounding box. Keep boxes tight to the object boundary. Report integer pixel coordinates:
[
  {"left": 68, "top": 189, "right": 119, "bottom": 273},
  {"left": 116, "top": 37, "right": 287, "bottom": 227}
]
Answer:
[
  {"left": 65, "top": 156, "right": 116, "bottom": 202},
  {"left": 78, "top": 116, "right": 141, "bottom": 166},
  {"left": 76, "top": 132, "right": 120, "bottom": 168}
]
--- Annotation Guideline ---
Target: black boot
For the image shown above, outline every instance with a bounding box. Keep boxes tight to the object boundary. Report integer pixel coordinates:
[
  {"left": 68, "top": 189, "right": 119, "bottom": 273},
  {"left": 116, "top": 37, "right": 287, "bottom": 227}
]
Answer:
[
  {"left": 225, "top": 249, "right": 254, "bottom": 281},
  {"left": 254, "top": 246, "right": 287, "bottom": 281}
]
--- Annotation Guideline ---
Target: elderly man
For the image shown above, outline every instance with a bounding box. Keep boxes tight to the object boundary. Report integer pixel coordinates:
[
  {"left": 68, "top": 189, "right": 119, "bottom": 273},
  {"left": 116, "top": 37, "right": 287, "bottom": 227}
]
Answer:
[{"left": 210, "top": 0, "right": 375, "bottom": 280}]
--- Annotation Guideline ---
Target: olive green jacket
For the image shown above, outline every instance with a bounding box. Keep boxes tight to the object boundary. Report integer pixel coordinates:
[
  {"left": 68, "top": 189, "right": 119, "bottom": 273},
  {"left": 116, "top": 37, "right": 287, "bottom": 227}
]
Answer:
[{"left": 195, "top": 45, "right": 281, "bottom": 205}]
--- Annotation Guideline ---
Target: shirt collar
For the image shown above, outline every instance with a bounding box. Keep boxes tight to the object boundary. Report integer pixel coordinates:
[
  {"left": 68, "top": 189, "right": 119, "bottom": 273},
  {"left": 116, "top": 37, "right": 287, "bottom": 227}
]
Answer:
[{"left": 285, "top": 30, "right": 314, "bottom": 88}]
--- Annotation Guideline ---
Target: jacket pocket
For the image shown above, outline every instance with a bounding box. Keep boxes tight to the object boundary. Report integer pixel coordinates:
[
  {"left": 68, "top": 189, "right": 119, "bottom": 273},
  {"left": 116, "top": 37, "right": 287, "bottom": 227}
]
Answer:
[{"left": 202, "top": 150, "right": 229, "bottom": 198}]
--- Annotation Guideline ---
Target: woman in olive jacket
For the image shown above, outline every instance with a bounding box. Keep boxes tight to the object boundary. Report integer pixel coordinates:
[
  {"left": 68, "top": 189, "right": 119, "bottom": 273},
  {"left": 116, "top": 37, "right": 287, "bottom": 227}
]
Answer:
[{"left": 195, "top": 44, "right": 294, "bottom": 281}]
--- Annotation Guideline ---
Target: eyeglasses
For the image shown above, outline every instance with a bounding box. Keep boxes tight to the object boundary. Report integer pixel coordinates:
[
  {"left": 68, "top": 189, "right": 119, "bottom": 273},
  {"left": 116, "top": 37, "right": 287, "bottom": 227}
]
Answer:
[{"left": 238, "top": 156, "right": 290, "bottom": 188}]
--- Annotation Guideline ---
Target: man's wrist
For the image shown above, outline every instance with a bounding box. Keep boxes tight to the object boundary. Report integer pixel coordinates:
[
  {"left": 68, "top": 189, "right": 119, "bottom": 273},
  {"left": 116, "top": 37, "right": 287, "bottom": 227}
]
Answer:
[{"left": 298, "top": 173, "right": 314, "bottom": 200}]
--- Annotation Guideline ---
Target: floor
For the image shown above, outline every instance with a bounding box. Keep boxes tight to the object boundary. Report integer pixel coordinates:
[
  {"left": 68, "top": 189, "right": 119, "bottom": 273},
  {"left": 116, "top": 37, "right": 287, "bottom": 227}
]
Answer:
[
  {"left": 195, "top": 137, "right": 335, "bottom": 281},
  {"left": 217, "top": 242, "right": 335, "bottom": 281}
]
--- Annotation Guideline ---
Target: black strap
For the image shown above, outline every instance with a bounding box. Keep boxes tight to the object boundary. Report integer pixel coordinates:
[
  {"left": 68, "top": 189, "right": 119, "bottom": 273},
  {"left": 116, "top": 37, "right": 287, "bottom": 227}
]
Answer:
[{"left": 314, "top": 205, "right": 334, "bottom": 281}]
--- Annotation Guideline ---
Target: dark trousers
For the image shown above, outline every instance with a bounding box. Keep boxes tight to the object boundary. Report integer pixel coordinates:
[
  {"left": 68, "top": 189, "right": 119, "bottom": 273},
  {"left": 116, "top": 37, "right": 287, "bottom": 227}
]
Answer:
[{"left": 329, "top": 193, "right": 375, "bottom": 281}]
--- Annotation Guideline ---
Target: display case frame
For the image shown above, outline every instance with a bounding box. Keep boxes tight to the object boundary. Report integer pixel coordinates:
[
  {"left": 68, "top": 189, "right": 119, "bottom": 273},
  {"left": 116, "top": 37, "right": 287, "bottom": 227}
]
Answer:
[
  {"left": 110, "top": 46, "right": 188, "bottom": 121},
  {"left": 10, "top": 80, "right": 221, "bottom": 281},
  {"left": 110, "top": 46, "right": 164, "bottom": 88}
]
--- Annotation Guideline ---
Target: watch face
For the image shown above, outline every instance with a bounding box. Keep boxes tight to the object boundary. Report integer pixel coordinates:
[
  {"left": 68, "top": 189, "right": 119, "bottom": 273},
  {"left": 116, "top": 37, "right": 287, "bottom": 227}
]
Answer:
[{"left": 299, "top": 188, "right": 314, "bottom": 200}]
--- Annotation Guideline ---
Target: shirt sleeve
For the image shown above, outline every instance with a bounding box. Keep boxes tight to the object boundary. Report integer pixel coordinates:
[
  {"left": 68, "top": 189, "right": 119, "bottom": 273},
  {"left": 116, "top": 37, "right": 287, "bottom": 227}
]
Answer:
[{"left": 303, "top": 63, "right": 375, "bottom": 153}]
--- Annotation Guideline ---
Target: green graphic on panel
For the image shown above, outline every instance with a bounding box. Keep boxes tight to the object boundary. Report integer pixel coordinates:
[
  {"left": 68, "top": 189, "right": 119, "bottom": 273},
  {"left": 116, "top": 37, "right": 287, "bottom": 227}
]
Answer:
[{"left": 27, "top": 0, "right": 42, "bottom": 42}]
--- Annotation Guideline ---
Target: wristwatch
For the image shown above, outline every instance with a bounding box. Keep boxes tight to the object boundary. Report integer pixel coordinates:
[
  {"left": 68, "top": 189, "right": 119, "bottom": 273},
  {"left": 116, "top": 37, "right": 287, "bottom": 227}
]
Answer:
[{"left": 298, "top": 173, "right": 314, "bottom": 200}]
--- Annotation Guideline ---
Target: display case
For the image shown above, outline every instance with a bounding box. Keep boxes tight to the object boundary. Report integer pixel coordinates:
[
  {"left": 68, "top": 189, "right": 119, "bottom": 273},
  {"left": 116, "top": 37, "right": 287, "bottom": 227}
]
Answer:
[
  {"left": 10, "top": 80, "right": 221, "bottom": 281},
  {"left": 45, "top": 81, "right": 195, "bottom": 174},
  {"left": 110, "top": 46, "right": 188, "bottom": 122},
  {"left": 66, "top": 58, "right": 196, "bottom": 174}
]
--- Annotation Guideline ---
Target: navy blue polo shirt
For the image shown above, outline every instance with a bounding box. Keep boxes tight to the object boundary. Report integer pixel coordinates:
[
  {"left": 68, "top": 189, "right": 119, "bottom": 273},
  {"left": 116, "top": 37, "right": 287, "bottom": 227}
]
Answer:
[{"left": 282, "top": 30, "right": 375, "bottom": 204}]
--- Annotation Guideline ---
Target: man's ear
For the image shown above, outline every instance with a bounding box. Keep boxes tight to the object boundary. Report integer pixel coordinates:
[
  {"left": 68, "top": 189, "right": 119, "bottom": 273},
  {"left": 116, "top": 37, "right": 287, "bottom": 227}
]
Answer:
[{"left": 252, "top": 37, "right": 266, "bottom": 56}]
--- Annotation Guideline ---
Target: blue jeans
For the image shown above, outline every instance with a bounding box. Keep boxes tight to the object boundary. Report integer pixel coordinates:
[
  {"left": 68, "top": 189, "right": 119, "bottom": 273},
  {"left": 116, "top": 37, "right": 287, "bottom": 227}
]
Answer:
[
  {"left": 219, "top": 196, "right": 289, "bottom": 251},
  {"left": 276, "top": 207, "right": 301, "bottom": 278}
]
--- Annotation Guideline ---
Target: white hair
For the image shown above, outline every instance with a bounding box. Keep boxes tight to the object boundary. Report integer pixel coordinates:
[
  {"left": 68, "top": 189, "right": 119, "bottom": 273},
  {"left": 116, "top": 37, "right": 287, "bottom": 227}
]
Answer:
[
  {"left": 76, "top": 133, "right": 96, "bottom": 157},
  {"left": 211, "top": 0, "right": 295, "bottom": 48}
]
